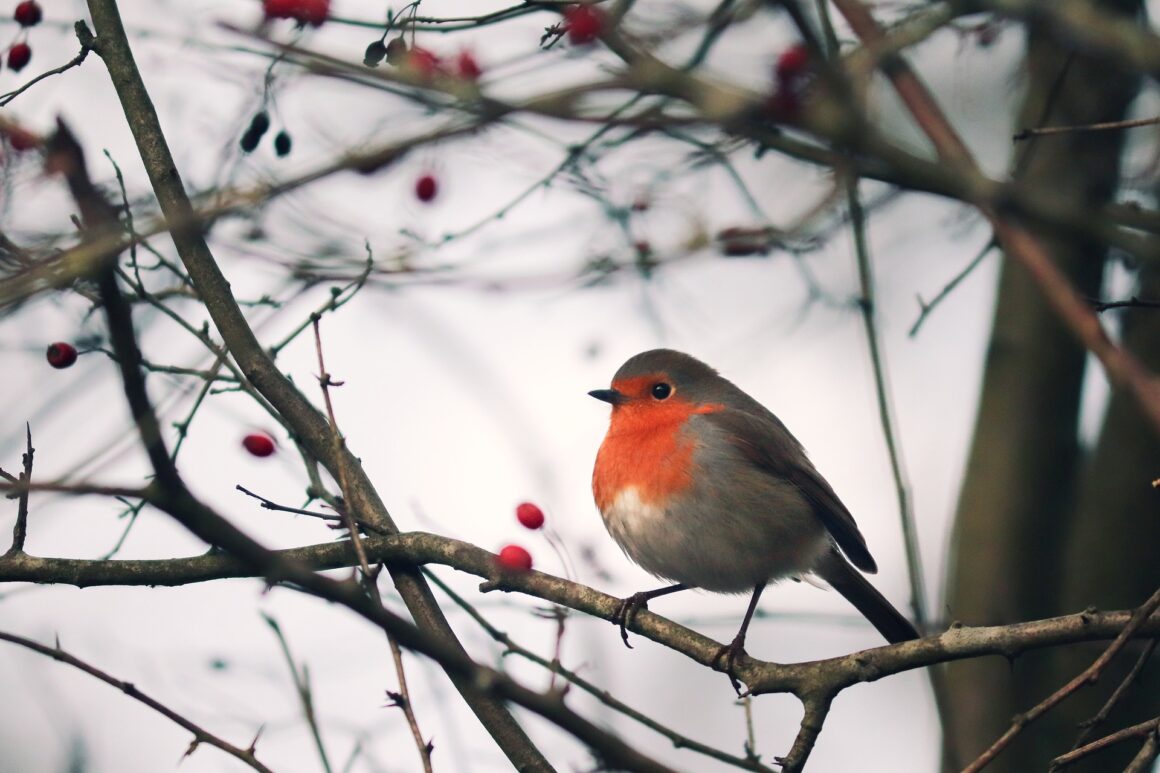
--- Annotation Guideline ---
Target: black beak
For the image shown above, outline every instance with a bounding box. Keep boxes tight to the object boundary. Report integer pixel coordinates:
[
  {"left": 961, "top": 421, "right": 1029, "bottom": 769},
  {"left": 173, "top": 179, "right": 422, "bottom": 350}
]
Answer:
[{"left": 588, "top": 388, "right": 626, "bottom": 405}]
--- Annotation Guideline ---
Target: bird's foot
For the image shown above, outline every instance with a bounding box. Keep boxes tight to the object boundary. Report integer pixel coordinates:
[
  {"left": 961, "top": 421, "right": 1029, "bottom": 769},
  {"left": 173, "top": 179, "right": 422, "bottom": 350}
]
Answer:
[
  {"left": 611, "top": 592, "right": 655, "bottom": 649},
  {"left": 712, "top": 634, "right": 749, "bottom": 695}
]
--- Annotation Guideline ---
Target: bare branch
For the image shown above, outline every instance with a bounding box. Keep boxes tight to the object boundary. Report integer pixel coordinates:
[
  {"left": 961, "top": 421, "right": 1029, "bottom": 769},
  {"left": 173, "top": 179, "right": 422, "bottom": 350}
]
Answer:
[{"left": 0, "top": 630, "right": 276, "bottom": 773}]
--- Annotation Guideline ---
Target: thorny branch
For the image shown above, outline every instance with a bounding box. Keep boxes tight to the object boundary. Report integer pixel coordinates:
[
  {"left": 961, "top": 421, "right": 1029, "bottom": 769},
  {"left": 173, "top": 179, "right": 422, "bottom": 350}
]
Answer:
[
  {"left": 2, "top": 425, "right": 34, "bottom": 556},
  {"left": 0, "top": 630, "right": 276, "bottom": 773}
]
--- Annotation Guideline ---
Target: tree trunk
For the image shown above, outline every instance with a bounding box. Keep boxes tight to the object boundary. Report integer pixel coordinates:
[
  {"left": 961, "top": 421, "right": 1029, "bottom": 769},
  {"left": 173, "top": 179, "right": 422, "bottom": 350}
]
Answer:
[
  {"left": 942, "top": 4, "right": 1141, "bottom": 770},
  {"left": 1035, "top": 254, "right": 1160, "bottom": 772}
]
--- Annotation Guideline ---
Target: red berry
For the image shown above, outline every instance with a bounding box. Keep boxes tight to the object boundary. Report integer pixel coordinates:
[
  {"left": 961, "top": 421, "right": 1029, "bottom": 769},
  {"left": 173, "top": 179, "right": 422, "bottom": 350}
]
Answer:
[
  {"left": 45, "top": 342, "right": 77, "bottom": 369},
  {"left": 405, "top": 47, "right": 443, "bottom": 80},
  {"left": 776, "top": 44, "right": 810, "bottom": 80},
  {"left": 263, "top": 0, "right": 295, "bottom": 18},
  {"left": 564, "top": 5, "right": 604, "bottom": 45},
  {"left": 415, "top": 174, "right": 438, "bottom": 202},
  {"left": 453, "top": 49, "right": 482, "bottom": 81},
  {"left": 242, "top": 433, "right": 276, "bottom": 457},
  {"left": 496, "top": 544, "right": 533, "bottom": 572},
  {"left": 263, "top": 0, "right": 329, "bottom": 27},
  {"left": 7, "top": 42, "right": 31, "bottom": 72},
  {"left": 14, "top": 1, "right": 41, "bottom": 27},
  {"left": 516, "top": 502, "right": 545, "bottom": 530}
]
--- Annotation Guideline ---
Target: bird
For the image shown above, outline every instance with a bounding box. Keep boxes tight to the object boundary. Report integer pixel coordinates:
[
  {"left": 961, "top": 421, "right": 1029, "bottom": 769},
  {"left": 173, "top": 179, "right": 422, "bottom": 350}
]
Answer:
[{"left": 589, "top": 348, "right": 919, "bottom": 688}]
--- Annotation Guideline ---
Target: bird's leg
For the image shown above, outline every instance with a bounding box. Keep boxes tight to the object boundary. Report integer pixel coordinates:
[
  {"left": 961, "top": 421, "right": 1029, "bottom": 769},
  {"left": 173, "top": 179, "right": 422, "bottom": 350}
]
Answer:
[
  {"left": 613, "top": 583, "right": 689, "bottom": 648},
  {"left": 712, "top": 582, "right": 766, "bottom": 695}
]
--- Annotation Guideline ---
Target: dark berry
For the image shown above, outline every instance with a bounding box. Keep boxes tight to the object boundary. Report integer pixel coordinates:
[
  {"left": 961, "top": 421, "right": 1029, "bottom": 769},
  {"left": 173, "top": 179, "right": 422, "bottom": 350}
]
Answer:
[
  {"left": 248, "top": 111, "right": 271, "bottom": 136},
  {"left": 273, "top": 130, "right": 291, "bottom": 157},
  {"left": 364, "top": 39, "right": 388, "bottom": 67},
  {"left": 415, "top": 174, "right": 437, "bottom": 202},
  {"left": 46, "top": 342, "right": 77, "bottom": 369},
  {"left": 7, "top": 43, "right": 31, "bottom": 72},
  {"left": 240, "top": 130, "right": 261, "bottom": 153},
  {"left": 384, "top": 36, "right": 408, "bottom": 66},
  {"left": 14, "top": 1, "right": 41, "bottom": 27}
]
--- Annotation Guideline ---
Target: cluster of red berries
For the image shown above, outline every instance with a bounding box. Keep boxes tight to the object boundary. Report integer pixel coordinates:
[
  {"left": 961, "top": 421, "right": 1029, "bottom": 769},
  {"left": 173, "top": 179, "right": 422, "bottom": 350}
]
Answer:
[
  {"left": 495, "top": 501, "right": 547, "bottom": 572},
  {"left": 262, "top": 0, "right": 329, "bottom": 27},
  {"left": 5, "top": 1, "right": 41, "bottom": 73},
  {"left": 364, "top": 35, "right": 483, "bottom": 86}
]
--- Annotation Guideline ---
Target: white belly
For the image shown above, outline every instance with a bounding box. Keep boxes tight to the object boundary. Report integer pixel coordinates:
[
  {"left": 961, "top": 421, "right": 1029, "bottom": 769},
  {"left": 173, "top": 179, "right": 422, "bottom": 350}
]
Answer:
[{"left": 598, "top": 484, "right": 830, "bottom": 593}]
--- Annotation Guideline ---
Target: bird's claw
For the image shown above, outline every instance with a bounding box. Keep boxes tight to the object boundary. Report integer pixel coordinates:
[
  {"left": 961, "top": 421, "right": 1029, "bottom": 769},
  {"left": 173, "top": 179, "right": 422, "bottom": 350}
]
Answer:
[
  {"left": 612, "top": 592, "right": 653, "bottom": 649},
  {"left": 712, "top": 635, "right": 749, "bottom": 695}
]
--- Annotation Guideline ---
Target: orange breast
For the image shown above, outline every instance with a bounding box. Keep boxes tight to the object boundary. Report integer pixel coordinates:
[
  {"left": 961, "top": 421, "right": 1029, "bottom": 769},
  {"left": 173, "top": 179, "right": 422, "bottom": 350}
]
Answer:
[{"left": 592, "top": 400, "right": 702, "bottom": 511}]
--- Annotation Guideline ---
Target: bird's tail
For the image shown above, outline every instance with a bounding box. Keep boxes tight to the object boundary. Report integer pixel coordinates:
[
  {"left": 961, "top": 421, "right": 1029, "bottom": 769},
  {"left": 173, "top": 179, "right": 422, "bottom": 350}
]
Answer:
[{"left": 814, "top": 549, "right": 919, "bottom": 644}]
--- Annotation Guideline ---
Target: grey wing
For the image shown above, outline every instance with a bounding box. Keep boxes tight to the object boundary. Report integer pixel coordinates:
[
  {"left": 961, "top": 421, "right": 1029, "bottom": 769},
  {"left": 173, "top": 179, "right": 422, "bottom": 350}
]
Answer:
[{"left": 702, "top": 408, "right": 878, "bottom": 574}]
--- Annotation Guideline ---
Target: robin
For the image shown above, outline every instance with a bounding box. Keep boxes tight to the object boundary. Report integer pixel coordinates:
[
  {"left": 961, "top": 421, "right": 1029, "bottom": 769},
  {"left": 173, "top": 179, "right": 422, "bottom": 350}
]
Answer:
[{"left": 589, "top": 349, "right": 919, "bottom": 688}]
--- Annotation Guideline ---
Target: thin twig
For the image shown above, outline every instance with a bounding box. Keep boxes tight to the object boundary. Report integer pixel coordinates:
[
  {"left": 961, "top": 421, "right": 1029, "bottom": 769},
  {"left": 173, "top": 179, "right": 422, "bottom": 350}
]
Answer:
[
  {"left": 0, "top": 630, "right": 275, "bottom": 773},
  {"left": 0, "top": 479, "right": 148, "bottom": 499},
  {"left": 1124, "top": 726, "right": 1160, "bottom": 773},
  {"left": 0, "top": 21, "right": 94, "bottom": 107},
  {"left": 4, "top": 425, "right": 34, "bottom": 556},
  {"left": 845, "top": 171, "right": 928, "bottom": 629},
  {"left": 1091, "top": 296, "right": 1160, "bottom": 313},
  {"left": 263, "top": 615, "right": 334, "bottom": 773},
  {"left": 384, "top": 637, "right": 434, "bottom": 772},
  {"left": 1069, "top": 638, "right": 1158, "bottom": 751},
  {"left": 1050, "top": 716, "right": 1160, "bottom": 770},
  {"left": 909, "top": 239, "right": 998, "bottom": 337},
  {"left": 1014, "top": 115, "right": 1160, "bottom": 141},
  {"left": 236, "top": 484, "right": 346, "bottom": 523},
  {"left": 311, "top": 318, "right": 432, "bottom": 773},
  {"left": 267, "top": 252, "right": 373, "bottom": 358}
]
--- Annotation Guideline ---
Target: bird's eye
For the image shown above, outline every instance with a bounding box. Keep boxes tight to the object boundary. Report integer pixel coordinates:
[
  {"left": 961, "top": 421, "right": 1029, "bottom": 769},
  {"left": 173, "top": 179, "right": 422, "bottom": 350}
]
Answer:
[{"left": 651, "top": 382, "right": 672, "bottom": 400}]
